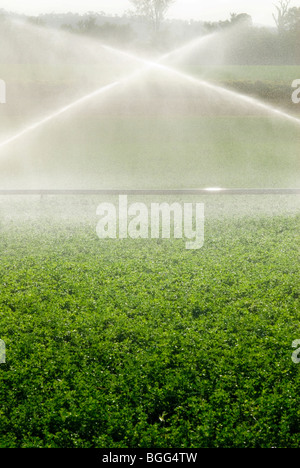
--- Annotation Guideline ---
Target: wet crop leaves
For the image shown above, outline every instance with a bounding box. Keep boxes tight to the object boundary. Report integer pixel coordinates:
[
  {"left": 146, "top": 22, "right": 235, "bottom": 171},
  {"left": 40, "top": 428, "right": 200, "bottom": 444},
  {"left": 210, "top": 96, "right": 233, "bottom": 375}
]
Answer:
[{"left": 0, "top": 198, "right": 299, "bottom": 448}]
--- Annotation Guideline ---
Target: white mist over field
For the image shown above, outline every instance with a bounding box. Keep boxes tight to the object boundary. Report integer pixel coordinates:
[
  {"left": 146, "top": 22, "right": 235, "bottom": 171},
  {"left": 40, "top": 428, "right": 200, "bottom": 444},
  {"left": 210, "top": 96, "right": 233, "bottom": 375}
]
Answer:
[{"left": 0, "top": 16, "right": 299, "bottom": 190}]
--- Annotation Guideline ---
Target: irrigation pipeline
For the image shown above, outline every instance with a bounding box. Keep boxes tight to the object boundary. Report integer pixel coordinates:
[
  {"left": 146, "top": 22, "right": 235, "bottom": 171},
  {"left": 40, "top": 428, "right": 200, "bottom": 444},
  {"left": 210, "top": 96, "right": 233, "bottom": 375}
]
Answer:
[{"left": 0, "top": 189, "right": 299, "bottom": 196}]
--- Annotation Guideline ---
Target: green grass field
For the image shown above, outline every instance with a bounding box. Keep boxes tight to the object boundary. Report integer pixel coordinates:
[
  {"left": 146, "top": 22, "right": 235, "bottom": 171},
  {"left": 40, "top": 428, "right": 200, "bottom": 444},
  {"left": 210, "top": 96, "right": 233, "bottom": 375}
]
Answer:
[
  {"left": 190, "top": 66, "right": 300, "bottom": 85},
  {"left": 0, "top": 195, "right": 299, "bottom": 448}
]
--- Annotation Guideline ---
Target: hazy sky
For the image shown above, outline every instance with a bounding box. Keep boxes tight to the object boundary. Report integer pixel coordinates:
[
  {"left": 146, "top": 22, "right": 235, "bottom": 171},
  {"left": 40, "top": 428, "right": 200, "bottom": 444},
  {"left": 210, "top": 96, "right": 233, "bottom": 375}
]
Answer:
[{"left": 0, "top": 0, "right": 298, "bottom": 26}]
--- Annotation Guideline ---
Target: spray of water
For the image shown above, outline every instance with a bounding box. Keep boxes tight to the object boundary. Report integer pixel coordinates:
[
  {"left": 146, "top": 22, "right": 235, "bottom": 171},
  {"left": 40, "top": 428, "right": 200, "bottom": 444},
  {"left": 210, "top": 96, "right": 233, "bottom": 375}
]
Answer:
[
  {"left": 0, "top": 31, "right": 221, "bottom": 152},
  {"left": 0, "top": 75, "right": 157, "bottom": 151},
  {"left": 0, "top": 81, "right": 123, "bottom": 149},
  {"left": 156, "top": 31, "right": 222, "bottom": 63},
  {"left": 103, "top": 44, "right": 300, "bottom": 127},
  {"left": 0, "top": 28, "right": 299, "bottom": 156}
]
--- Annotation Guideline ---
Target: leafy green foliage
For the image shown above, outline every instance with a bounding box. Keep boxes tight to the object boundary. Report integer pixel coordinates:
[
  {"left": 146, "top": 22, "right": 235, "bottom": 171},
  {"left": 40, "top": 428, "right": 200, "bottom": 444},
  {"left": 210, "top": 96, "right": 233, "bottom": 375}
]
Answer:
[{"left": 0, "top": 198, "right": 299, "bottom": 448}]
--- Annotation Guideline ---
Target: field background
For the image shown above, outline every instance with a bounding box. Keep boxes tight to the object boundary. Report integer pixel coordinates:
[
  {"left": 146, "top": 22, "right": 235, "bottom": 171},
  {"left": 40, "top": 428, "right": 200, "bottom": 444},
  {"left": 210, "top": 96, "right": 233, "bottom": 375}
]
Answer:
[
  {"left": 0, "top": 45, "right": 300, "bottom": 447},
  {"left": 0, "top": 63, "right": 299, "bottom": 190}
]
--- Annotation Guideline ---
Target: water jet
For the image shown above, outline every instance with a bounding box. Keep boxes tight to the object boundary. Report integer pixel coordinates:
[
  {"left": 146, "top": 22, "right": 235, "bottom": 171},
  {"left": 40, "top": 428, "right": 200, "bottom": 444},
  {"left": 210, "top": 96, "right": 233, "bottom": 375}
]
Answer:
[
  {"left": 0, "top": 20, "right": 299, "bottom": 191},
  {"left": 103, "top": 43, "right": 300, "bottom": 127}
]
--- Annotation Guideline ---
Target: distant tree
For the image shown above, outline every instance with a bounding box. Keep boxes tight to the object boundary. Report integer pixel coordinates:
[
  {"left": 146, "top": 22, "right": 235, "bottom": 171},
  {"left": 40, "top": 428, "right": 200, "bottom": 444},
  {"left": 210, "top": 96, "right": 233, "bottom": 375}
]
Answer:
[
  {"left": 130, "top": 0, "right": 175, "bottom": 33},
  {"left": 279, "top": 5, "right": 300, "bottom": 64},
  {"left": 229, "top": 13, "right": 253, "bottom": 27},
  {"left": 96, "top": 22, "right": 134, "bottom": 44},
  {"left": 273, "top": 0, "right": 291, "bottom": 32},
  {"left": 61, "top": 15, "right": 134, "bottom": 45},
  {"left": 76, "top": 16, "right": 98, "bottom": 35},
  {"left": 285, "top": 6, "right": 300, "bottom": 32},
  {"left": 0, "top": 9, "right": 6, "bottom": 22},
  {"left": 61, "top": 23, "right": 74, "bottom": 33},
  {"left": 204, "top": 12, "right": 253, "bottom": 31},
  {"left": 27, "top": 16, "right": 46, "bottom": 27}
]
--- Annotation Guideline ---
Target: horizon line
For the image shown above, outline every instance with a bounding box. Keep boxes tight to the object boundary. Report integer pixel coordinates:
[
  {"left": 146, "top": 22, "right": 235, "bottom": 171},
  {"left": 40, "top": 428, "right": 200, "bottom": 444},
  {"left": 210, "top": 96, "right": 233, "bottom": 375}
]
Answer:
[
  {"left": 0, "top": 188, "right": 299, "bottom": 196},
  {"left": 0, "top": 8, "right": 275, "bottom": 28}
]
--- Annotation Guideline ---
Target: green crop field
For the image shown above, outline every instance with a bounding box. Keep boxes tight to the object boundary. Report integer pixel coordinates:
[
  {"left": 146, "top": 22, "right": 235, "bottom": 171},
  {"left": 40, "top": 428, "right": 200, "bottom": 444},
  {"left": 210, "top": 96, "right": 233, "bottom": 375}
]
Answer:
[
  {"left": 190, "top": 66, "right": 300, "bottom": 85},
  {"left": 0, "top": 195, "right": 299, "bottom": 448}
]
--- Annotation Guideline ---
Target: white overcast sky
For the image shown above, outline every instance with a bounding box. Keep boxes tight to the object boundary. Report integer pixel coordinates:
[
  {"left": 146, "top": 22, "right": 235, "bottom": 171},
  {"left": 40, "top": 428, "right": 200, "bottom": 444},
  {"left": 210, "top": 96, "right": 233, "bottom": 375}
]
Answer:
[{"left": 0, "top": 0, "right": 299, "bottom": 26}]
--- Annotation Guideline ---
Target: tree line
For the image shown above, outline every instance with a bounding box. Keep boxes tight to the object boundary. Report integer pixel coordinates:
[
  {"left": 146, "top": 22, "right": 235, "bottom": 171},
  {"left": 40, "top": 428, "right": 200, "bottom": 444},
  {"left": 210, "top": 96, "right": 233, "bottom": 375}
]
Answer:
[{"left": 0, "top": 0, "right": 299, "bottom": 64}]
